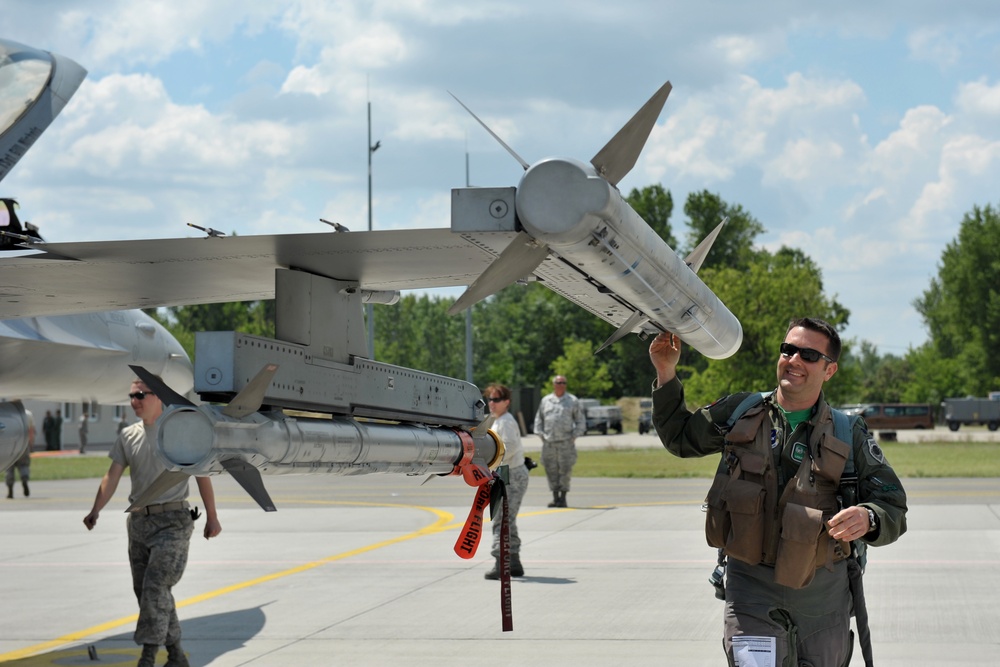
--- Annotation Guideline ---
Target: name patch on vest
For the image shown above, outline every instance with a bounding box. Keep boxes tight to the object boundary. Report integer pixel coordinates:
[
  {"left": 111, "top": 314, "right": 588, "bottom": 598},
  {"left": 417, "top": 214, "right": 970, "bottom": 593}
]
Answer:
[{"left": 791, "top": 442, "right": 807, "bottom": 463}]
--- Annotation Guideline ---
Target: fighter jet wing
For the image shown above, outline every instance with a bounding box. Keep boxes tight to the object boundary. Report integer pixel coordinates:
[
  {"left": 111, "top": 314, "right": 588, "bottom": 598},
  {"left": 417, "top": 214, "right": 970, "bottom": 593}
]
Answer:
[
  {"left": 0, "top": 228, "right": 518, "bottom": 320},
  {"left": 1, "top": 34, "right": 742, "bottom": 360}
]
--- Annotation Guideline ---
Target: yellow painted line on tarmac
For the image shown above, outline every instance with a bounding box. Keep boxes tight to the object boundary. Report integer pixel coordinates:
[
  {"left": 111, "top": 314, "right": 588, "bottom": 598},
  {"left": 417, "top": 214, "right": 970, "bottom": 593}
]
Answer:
[{"left": 0, "top": 502, "right": 456, "bottom": 663}]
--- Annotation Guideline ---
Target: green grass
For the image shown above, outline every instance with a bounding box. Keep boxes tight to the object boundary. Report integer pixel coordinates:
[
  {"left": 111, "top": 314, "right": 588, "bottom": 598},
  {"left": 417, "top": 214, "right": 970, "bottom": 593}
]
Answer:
[
  {"left": 28, "top": 456, "right": 112, "bottom": 481},
  {"left": 26, "top": 440, "right": 1000, "bottom": 481},
  {"left": 529, "top": 441, "right": 1000, "bottom": 479}
]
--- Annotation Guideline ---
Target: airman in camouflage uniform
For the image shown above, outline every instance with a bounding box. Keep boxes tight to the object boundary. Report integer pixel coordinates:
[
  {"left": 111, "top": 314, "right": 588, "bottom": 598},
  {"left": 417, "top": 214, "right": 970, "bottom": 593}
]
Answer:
[
  {"left": 84, "top": 379, "right": 222, "bottom": 667},
  {"left": 533, "top": 375, "right": 586, "bottom": 508}
]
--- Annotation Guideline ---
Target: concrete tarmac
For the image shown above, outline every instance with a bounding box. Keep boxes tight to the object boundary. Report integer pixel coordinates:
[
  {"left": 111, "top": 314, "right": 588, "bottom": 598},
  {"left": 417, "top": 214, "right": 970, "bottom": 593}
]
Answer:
[{"left": 1, "top": 458, "right": 999, "bottom": 665}]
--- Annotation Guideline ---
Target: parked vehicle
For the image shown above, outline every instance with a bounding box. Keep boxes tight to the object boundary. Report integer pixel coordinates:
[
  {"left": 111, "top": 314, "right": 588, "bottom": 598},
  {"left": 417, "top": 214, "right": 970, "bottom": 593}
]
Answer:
[
  {"left": 638, "top": 398, "right": 653, "bottom": 434},
  {"left": 838, "top": 403, "right": 934, "bottom": 440},
  {"left": 941, "top": 397, "right": 1000, "bottom": 432},
  {"left": 841, "top": 403, "right": 934, "bottom": 430},
  {"left": 578, "top": 398, "right": 623, "bottom": 435}
]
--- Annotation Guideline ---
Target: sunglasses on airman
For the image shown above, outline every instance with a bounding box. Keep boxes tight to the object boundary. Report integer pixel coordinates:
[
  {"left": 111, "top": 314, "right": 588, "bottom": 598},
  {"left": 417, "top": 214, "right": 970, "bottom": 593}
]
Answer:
[{"left": 779, "top": 342, "right": 834, "bottom": 364}]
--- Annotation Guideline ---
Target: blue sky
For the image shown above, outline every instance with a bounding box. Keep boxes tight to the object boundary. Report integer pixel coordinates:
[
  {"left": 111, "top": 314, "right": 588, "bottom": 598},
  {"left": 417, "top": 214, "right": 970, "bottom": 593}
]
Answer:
[{"left": 3, "top": 1, "right": 1000, "bottom": 355}]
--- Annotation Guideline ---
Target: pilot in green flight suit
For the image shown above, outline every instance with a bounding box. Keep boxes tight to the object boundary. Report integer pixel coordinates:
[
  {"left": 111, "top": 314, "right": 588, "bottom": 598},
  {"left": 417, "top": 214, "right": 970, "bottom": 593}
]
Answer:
[{"left": 649, "top": 318, "right": 907, "bottom": 667}]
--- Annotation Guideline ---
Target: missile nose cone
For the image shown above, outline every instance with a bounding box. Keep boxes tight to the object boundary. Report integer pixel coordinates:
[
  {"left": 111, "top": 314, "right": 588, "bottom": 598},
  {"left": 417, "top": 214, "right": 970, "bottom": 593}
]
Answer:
[
  {"left": 516, "top": 158, "right": 611, "bottom": 245},
  {"left": 159, "top": 407, "right": 215, "bottom": 467}
]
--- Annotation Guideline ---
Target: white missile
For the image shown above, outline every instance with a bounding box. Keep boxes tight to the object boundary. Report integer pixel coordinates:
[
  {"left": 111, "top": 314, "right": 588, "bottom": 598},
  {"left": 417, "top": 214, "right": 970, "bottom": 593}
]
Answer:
[
  {"left": 516, "top": 157, "right": 742, "bottom": 359},
  {"left": 158, "top": 404, "right": 500, "bottom": 477},
  {"left": 448, "top": 81, "right": 744, "bottom": 359},
  {"left": 129, "top": 364, "right": 503, "bottom": 512},
  {"left": 148, "top": 406, "right": 500, "bottom": 512}
]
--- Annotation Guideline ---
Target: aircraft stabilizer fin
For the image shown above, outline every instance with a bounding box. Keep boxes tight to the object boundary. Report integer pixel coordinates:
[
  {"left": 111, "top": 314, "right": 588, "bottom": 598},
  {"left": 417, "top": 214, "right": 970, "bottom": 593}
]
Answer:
[
  {"left": 590, "top": 81, "right": 672, "bottom": 187},
  {"left": 449, "top": 92, "right": 530, "bottom": 170},
  {"left": 595, "top": 310, "right": 651, "bottom": 354},
  {"left": 684, "top": 217, "right": 728, "bottom": 274},
  {"left": 447, "top": 231, "right": 548, "bottom": 315},
  {"left": 222, "top": 363, "right": 279, "bottom": 419},
  {"left": 221, "top": 458, "right": 277, "bottom": 512},
  {"left": 129, "top": 364, "right": 196, "bottom": 408}
]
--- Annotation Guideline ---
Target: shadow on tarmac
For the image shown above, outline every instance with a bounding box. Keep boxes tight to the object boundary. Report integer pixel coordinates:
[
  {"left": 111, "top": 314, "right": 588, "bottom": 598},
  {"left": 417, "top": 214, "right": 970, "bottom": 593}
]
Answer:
[{"left": 4, "top": 606, "right": 266, "bottom": 667}]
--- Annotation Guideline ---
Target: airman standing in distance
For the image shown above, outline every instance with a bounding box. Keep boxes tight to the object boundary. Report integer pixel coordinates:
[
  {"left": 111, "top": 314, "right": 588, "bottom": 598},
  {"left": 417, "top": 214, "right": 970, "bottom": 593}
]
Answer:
[
  {"left": 483, "top": 384, "right": 529, "bottom": 580},
  {"left": 533, "top": 375, "right": 585, "bottom": 508},
  {"left": 649, "top": 318, "right": 907, "bottom": 667},
  {"left": 54, "top": 409, "right": 63, "bottom": 450},
  {"left": 78, "top": 412, "right": 89, "bottom": 454},
  {"left": 42, "top": 410, "right": 56, "bottom": 451},
  {"left": 5, "top": 408, "right": 33, "bottom": 498},
  {"left": 84, "top": 379, "right": 222, "bottom": 667}
]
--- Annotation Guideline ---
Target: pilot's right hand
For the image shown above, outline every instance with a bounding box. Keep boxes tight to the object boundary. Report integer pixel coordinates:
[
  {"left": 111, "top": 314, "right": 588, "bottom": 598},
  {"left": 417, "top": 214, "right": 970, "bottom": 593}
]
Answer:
[
  {"left": 650, "top": 332, "right": 681, "bottom": 371},
  {"left": 83, "top": 511, "right": 98, "bottom": 530},
  {"left": 649, "top": 332, "right": 683, "bottom": 388}
]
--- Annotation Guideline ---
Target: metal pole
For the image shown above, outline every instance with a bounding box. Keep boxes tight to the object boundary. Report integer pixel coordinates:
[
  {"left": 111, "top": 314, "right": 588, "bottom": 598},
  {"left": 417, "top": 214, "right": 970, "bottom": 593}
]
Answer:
[
  {"left": 367, "top": 96, "right": 375, "bottom": 359},
  {"left": 464, "top": 148, "right": 473, "bottom": 383}
]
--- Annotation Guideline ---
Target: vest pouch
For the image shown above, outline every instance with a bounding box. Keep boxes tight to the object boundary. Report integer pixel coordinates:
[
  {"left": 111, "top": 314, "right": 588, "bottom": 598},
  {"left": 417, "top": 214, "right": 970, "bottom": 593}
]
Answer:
[
  {"left": 704, "top": 470, "right": 731, "bottom": 549},
  {"left": 720, "top": 479, "right": 766, "bottom": 564},
  {"left": 774, "top": 502, "right": 825, "bottom": 589}
]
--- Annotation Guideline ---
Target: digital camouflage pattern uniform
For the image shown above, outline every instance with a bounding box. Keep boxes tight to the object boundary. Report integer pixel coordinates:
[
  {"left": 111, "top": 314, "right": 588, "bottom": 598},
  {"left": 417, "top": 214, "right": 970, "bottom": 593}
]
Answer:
[
  {"left": 110, "top": 422, "right": 195, "bottom": 647},
  {"left": 490, "top": 411, "right": 529, "bottom": 560},
  {"left": 533, "top": 392, "right": 586, "bottom": 496},
  {"left": 653, "top": 377, "right": 907, "bottom": 667}
]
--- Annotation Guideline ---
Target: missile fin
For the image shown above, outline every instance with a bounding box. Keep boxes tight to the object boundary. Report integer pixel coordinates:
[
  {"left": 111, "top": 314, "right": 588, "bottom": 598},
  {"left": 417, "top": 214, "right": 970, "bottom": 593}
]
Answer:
[
  {"left": 129, "top": 364, "right": 196, "bottom": 408},
  {"left": 595, "top": 310, "right": 650, "bottom": 354},
  {"left": 591, "top": 81, "right": 672, "bottom": 187},
  {"left": 220, "top": 458, "right": 277, "bottom": 512},
  {"left": 125, "top": 470, "right": 191, "bottom": 513},
  {"left": 449, "top": 92, "right": 530, "bottom": 170},
  {"left": 447, "top": 231, "right": 548, "bottom": 315},
  {"left": 222, "top": 363, "right": 279, "bottom": 419},
  {"left": 684, "top": 217, "right": 728, "bottom": 273}
]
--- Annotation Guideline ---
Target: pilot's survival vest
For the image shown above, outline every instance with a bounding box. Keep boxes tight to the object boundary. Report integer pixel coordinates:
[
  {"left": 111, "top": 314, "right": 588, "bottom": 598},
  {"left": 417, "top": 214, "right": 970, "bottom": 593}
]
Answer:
[{"left": 703, "top": 394, "right": 854, "bottom": 589}]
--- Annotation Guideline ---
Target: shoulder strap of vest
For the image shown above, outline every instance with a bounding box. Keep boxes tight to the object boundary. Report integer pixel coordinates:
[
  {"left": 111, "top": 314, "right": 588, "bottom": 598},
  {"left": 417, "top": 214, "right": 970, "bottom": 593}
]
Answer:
[
  {"left": 831, "top": 407, "right": 862, "bottom": 475},
  {"left": 724, "top": 392, "right": 769, "bottom": 431}
]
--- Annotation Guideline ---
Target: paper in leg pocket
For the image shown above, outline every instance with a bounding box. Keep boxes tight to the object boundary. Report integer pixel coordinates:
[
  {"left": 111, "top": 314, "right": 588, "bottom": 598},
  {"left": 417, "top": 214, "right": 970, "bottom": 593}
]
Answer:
[{"left": 774, "top": 502, "right": 824, "bottom": 589}]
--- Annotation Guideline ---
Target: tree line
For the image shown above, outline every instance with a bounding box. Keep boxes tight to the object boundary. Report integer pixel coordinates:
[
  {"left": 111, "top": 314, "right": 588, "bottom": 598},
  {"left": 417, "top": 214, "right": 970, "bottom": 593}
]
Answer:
[{"left": 149, "top": 189, "right": 1000, "bottom": 407}]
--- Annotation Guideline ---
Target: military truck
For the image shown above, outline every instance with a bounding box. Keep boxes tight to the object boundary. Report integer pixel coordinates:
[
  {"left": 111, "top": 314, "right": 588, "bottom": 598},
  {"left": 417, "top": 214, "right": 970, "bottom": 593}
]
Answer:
[
  {"left": 941, "top": 397, "right": 1000, "bottom": 431},
  {"left": 578, "top": 398, "right": 623, "bottom": 435},
  {"left": 638, "top": 398, "right": 653, "bottom": 434}
]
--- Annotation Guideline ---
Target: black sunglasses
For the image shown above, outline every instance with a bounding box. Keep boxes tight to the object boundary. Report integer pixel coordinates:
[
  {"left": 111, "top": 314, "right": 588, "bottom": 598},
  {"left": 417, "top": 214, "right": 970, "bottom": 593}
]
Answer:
[
  {"left": 488, "top": 397, "right": 506, "bottom": 403},
  {"left": 128, "top": 391, "right": 155, "bottom": 401},
  {"left": 780, "top": 342, "right": 834, "bottom": 364}
]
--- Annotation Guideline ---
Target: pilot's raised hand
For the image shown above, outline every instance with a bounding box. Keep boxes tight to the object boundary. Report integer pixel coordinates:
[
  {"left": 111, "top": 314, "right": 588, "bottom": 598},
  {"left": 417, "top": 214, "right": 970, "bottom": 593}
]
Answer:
[{"left": 649, "top": 332, "right": 682, "bottom": 387}]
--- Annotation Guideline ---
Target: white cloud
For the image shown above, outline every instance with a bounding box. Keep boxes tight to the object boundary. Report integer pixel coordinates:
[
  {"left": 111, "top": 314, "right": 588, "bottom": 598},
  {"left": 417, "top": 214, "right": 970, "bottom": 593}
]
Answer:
[
  {"left": 764, "top": 138, "right": 845, "bottom": 184},
  {"left": 56, "top": 0, "right": 285, "bottom": 70},
  {"left": 641, "top": 73, "right": 866, "bottom": 192},
  {"left": 907, "top": 27, "right": 963, "bottom": 68},
  {"left": 56, "top": 75, "right": 295, "bottom": 180},
  {"left": 955, "top": 78, "right": 1000, "bottom": 116},
  {"left": 711, "top": 32, "right": 787, "bottom": 68}
]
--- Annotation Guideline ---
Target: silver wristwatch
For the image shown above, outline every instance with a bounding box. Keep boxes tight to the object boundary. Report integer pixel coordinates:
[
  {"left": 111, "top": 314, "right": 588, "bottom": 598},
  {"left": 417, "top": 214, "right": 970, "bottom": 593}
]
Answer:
[{"left": 865, "top": 507, "right": 877, "bottom": 533}]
